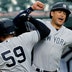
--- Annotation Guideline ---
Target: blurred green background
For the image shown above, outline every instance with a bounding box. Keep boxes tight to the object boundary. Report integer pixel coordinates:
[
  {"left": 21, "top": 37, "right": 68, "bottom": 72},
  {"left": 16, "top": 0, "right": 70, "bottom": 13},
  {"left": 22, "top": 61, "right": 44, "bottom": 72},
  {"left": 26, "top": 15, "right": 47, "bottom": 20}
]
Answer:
[
  {"left": 0, "top": 0, "right": 72, "bottom": 28},
  {"left": 0, "top": 0, "right": 72, "bottom": 12}
]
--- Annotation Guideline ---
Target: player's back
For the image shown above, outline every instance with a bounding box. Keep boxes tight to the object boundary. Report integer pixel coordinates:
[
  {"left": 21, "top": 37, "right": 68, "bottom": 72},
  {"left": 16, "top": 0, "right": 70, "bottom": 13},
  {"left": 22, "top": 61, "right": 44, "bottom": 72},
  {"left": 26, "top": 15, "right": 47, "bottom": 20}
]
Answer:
[{"left": 0, "top": 31, "right": 39, "bottom": 72}]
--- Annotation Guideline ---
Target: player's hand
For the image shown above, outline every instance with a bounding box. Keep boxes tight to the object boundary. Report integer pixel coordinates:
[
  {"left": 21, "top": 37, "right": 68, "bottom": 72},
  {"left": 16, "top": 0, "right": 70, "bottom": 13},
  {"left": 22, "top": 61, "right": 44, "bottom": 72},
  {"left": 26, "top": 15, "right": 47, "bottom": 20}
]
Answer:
[{"left": 31, "top": 1, "right": 44, "bottom": 10}]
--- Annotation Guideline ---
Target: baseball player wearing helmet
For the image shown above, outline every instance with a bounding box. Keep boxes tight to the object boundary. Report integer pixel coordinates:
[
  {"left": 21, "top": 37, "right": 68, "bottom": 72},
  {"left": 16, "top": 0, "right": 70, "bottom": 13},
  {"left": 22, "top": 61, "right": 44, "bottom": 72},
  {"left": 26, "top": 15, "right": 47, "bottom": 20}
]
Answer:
[
  {"left": 29, "top": 2, "right": 72, "bottom": 72},
  {"left": 0, "top": 2, "right": 50, "bottom": 72}
]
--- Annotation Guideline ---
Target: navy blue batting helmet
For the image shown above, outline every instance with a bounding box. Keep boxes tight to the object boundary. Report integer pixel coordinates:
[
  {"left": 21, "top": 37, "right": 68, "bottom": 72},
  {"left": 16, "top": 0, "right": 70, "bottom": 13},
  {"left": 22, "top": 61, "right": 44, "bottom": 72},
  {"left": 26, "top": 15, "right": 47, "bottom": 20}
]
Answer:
[
  {"left": 0, "top": 18, "right": 16, "bottom": 36},
  {"left": 50, "top": 2, "right": 71, "bottom": 21}
]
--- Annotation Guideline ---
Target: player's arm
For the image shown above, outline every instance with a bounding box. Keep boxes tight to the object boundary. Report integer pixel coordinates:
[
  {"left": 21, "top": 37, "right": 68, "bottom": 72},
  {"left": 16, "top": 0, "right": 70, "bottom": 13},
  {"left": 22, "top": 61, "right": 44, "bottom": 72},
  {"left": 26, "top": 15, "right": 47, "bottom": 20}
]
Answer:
[
  {"left": 14, "top": 14, "right": 50, "bottom": 40},
  {"left": 29, "top": 16, "right": 50, "bottom": 40},
  {"left": 13, "top": 1, "right": 50, "bottom": 39},
  {"left": 13, "top": 1, "right": 44, "bottom": 28}
]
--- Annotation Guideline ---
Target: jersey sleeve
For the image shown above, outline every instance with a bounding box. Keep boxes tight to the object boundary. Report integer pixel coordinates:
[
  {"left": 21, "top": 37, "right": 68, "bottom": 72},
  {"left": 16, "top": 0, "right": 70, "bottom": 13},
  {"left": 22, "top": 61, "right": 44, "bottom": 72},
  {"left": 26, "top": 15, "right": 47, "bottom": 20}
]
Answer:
[{"left": 19, "top": 31, "right": 40, "bottom": 46}]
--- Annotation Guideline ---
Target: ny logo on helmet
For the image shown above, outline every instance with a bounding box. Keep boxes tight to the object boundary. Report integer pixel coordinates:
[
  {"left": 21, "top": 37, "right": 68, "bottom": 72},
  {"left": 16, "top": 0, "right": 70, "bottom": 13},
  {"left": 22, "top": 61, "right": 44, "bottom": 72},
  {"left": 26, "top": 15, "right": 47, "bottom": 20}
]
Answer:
[{"left": 63, "top": 4, "right": 67, "bottom": 8}]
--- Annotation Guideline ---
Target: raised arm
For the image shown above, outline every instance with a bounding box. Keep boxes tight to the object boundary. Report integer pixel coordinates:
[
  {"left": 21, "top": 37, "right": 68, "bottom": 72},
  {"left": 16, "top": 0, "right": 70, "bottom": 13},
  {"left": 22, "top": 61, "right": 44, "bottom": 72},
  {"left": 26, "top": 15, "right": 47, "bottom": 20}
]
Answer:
[
  {"left": 13, "top": 1, "right": 50, "bottom": 40},
  {"left": 13, "top": 1, "right": 44, "bottom": 35},
  {"left": 14, "top": 13, "right": 50, "bottom": 40},
  {"left": 13, "top": 1, "right": 44, "bottom": 25}
]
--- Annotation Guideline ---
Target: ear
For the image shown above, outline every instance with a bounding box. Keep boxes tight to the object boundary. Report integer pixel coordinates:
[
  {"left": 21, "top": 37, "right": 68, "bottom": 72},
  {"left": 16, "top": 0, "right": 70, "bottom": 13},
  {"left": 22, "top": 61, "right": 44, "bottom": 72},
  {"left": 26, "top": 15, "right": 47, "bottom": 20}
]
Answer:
[{"left": 50, "top": 11, "right": 54, "bottom": 17}]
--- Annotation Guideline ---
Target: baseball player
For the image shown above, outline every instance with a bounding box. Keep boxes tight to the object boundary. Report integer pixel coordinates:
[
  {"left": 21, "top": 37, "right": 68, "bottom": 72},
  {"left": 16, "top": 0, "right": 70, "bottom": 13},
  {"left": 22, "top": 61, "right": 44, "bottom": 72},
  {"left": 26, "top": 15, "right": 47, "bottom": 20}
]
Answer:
[
  {"left": 0, "top": 2, "right": 50, "bottom": 72},
  {"left": 30, "top": 2, "right": 72, "bottom": 72}
]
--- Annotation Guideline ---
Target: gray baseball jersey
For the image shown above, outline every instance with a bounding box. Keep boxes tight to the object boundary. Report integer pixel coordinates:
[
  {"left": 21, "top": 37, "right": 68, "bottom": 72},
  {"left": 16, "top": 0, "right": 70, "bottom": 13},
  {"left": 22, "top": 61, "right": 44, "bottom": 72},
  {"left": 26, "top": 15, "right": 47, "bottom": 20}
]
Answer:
[
  {"left": 32, "top": 20, "right": 72, "bottom": 71},
  {"left": 0, "top": 31, "right": 39, "bottom": 72}
]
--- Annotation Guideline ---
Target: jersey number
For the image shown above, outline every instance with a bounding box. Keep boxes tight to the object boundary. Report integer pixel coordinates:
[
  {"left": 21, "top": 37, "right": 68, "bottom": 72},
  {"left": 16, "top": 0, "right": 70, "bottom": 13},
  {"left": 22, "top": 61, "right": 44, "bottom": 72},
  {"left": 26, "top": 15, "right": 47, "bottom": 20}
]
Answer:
[{"left": 1, "top": 46, "right": 26, "bottom": 67}]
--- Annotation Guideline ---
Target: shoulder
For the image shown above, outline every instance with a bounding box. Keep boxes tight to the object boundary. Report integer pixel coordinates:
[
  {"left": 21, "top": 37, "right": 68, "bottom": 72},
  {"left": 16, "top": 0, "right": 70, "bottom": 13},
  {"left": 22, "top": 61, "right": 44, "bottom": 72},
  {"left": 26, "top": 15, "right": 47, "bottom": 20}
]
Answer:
[
  {"left": 63, "top": 26, "right": 72, "bottom": 32},
  {"left": 18, "top": 31, "right": 39, "bottom": 40},
  {"left": 18, "top": 31, "right": 39, "bottom": 44},
  {"left": 63, "top": 26, "right": 72, "bottom": 35}
]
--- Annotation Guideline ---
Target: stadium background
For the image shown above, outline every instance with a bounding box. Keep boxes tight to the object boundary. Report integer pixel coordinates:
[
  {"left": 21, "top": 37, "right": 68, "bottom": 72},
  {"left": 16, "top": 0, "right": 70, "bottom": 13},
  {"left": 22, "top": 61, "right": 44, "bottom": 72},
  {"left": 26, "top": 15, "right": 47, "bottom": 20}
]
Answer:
[{"left": 0, "top": 0, "right": 72, "bottom": 72}]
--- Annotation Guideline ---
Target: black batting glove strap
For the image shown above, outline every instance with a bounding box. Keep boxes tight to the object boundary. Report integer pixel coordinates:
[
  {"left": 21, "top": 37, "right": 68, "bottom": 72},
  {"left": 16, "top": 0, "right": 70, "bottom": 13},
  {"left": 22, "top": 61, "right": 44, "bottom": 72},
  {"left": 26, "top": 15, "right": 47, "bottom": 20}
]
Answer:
[
  {"left": 28, "top": 16, "right": 51, "bottom": 40},
  {"left": 25, "top": 7, "right": 34, "bottom": 14}
]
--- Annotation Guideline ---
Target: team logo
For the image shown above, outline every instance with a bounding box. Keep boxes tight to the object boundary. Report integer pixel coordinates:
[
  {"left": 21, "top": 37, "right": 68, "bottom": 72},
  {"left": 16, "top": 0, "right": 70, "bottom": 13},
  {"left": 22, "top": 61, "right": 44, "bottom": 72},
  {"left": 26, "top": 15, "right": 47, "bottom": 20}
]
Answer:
[{"left": 63, "top": 4, "right": 67, "bottom": 8}]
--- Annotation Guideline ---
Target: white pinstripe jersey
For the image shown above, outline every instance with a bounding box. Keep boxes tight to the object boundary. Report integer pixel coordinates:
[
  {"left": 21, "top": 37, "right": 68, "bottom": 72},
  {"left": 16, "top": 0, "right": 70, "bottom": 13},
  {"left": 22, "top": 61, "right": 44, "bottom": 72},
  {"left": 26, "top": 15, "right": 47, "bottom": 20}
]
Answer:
[
  {"left": 0, "top": 31, "right": 39, "bottom": 72},
  {"left": 33, "top": 20, "right": 72, "bottom": 71}
]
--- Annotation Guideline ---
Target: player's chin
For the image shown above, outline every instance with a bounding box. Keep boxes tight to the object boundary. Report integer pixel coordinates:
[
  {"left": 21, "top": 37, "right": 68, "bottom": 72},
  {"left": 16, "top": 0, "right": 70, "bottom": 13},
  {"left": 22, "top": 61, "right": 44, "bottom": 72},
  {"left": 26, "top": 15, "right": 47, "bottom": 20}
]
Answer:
[
  {"left": 57, "top": 20, "right": 65, "bottom": 25},
  {"left": 56, "top": 22, "right": 64, "bottom": 27}
]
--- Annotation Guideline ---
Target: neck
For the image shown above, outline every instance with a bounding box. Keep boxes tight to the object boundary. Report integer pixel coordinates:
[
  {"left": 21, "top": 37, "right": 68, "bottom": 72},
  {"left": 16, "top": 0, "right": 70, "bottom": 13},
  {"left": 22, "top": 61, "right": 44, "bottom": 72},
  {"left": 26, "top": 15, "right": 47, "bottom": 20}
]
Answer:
[{"left": 0, "top": 35, "right": 13, "bottom": 42}]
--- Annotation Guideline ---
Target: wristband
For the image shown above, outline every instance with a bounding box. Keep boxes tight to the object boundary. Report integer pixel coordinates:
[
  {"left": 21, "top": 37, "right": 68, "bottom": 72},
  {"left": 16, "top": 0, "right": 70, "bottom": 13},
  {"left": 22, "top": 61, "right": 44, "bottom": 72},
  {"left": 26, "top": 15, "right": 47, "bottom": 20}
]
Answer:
[{"left": 26, "top": 7, "right": 34, "bottom": 14}]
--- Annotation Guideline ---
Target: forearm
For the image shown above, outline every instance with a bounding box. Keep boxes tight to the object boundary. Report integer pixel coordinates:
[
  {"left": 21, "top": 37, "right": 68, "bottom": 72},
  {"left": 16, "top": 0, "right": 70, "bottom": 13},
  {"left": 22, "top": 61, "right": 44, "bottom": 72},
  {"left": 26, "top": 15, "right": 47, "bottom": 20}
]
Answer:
[
  {"left": 14, "top": 12, "right": 50, "bottom": 39},
  {"left": 14, "top": 7, "right": 33, "bottom": 19},
  {"left": 13, "top": 7, "right": 34, "bottom": 27},
  {"left": 28, "top": 17, "right": 50, "bottom": 40}
]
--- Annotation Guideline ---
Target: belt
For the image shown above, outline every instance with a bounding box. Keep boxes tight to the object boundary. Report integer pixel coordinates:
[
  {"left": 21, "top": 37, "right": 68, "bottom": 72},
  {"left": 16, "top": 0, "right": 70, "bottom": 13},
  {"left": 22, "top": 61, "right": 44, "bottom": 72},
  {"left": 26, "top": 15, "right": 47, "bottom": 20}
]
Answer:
[{"left": 36, "top": 68, "right": 57, "bottom": 72}]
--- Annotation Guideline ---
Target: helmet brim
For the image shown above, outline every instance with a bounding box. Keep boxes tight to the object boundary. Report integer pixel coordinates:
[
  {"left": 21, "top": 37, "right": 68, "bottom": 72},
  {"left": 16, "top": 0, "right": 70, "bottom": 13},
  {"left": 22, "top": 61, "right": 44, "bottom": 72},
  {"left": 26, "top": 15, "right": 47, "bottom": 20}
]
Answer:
[{"left": 51, "top": 7, "right": 71, "bottom": 14}]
